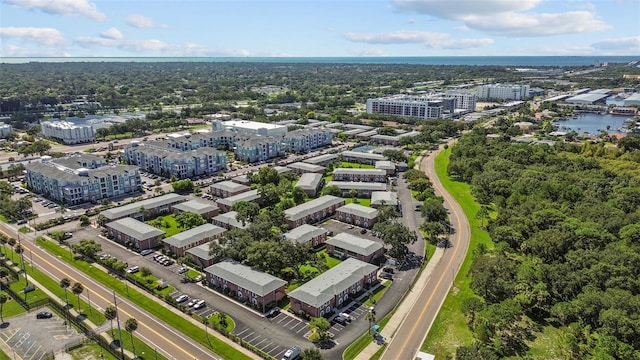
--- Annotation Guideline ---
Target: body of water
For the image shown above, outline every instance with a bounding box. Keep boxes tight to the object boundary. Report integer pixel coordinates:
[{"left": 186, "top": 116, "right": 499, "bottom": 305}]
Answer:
[
  {"left": 1, "top": 56, "right": 637, "bottom": 67},
  {"left": 555, "top": 113, "right": 633, "bottom": 135}
]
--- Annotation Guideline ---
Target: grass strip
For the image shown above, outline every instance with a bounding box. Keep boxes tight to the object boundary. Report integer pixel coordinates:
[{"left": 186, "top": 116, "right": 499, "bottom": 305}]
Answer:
[{"left": 109, "top": 329, "right": 169, "bottom": 360}]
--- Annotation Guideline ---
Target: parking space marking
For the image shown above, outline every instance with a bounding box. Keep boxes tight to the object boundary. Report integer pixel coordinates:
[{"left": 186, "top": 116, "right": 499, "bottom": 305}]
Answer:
[
  {"left": 246, "top": 334, "right": 262, "bottom": 343},
  {"left": 276, "top": 315, "right": 289, "bottom": 324},
  {"left": 235, "top": 328, "right": 249, "bottom": 337},
  {"left": 253, "top": 338, "right": 267, "bottom": 347},
  {"left": 241, "top": 331, "right": 255, "bottom": 340}
]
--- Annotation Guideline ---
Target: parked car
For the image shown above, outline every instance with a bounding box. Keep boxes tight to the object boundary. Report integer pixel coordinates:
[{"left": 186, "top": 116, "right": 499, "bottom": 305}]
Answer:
[
  {"left": 380, "top": 273, "right": 393, "bottom": 280},
  {"left": 126, "top": 266, "right": 140, "bottom": 274},
  {"left": 265, "top": 307, "right": 280, "bottom": 318},
  {"left": 193, "top": 300, "right": 206, "bottom": 310},
  {"left": 175, "top": 294, "right": 189, "bottom": 303},
  {"left": 192, "top": 275, "right": 203, "bottom": 282},
  {"left": 36, "top": 311, "right": 53, "bottom": 319},
  {"left": 140, "top": 249, "right": 154, "bottom": 256},
  {"left": 334, "top": 315, "right": 348, "bottom": 326},
  {"left": 339, "top": 312, "right": 354, "bottom": 322},
  {"left": 178, "top": 266, "right": 188, "bottom": 274},
  {"left": 383, "top": 267, "right": 394, "bottom": 274},
  {"left": 360, "top": 228, "right": 367, "bottom": 234},
  {"left": 187, "top": 298, "right": 200, "bottom": 307}
]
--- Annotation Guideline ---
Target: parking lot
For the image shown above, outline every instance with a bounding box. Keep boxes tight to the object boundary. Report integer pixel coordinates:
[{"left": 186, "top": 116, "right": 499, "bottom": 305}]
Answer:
[
  {"left": 0, "top": 310, "right": 84, "bottom": 360},
  {"left": 320, "top": 220, "right": 386, "bottom": 247},
  {"left": 235, "top": 323, "right": 293, "bottom": 360}
]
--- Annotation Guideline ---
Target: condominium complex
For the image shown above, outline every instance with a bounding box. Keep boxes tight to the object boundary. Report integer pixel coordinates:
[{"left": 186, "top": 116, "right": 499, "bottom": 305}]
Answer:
[
  {"left": 477, "top": 84, "right": 530, "bottom": 100},
  {"left": 282, "top": 128, "right": 333, "bottom": 153},
  {"left": 234, "top": 136, "right": 284, "bottom": 163},
  {"left": 25, "top": 154, "right": 141, "bottom": 204},
  {"left": 123, "top": 140, "right": 227, "bottom": 179},
  {"left": 0, "top": 122, "right": 13, "bottom": 137},
  {"left": 41, "top": 120, "right": 94, "bottom": 144},
  {"left": 366, "top": 92, "right": 476, "bottom": 119}
]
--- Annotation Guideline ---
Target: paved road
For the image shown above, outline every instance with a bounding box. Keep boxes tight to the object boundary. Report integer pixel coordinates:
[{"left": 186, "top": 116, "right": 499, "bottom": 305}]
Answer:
[
  {"left": 0, "top": 222, "right": 238, "bottom": 360},
  {"left": 381, "top": 143, "right": 471, "bottom": 360}
]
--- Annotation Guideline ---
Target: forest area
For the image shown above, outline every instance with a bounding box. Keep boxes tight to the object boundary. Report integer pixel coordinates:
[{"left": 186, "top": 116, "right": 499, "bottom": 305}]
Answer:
[{"left": 447, "top": 131, "right": 640, "bottom": 359}]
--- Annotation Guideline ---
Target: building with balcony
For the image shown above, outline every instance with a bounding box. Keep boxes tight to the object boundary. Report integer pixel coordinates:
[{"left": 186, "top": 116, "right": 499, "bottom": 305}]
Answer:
[
  {"left": 284, "top": 195, "right": 345, "bottom": 228},
  {"left": 286, "top": 162, "right": 326, "bottom": 175},
  {"left": 100, "top": 193, "right": 186, "bottom": 222},
  {"left": 477, "top": 84, "right": 530, "bottom": 100},
  {"left": 210, "top": 180, "right": 250, "bottom": 198},
  {"left": 216, "top": 189, "right": 261, "bottom": 213},
  {"left": 171, "top": 200, "right": 219, "bottom": 220},
  {"left": 283, "top": 128, "right": 333, "bottom": 153},
  {"left": 326, "top": 181, "right": 387, "bottom": 198},
  {"left": 295, "top": 173, "right": 324, "bottom": 197},
  {"left": 234, "top": 136, "right": 284, "bottom": 163},
  {"left": 41, "top": 120, "right": 95, "bottom": 144},
  {"left": 336, "top": 203, "right": 378, "bottom": 228}
]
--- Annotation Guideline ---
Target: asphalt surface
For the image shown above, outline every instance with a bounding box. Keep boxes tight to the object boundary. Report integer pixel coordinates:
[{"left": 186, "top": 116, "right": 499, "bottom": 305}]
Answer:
[
  {"left": 0, "top": 222, "right": 232, "bottom": 360},
  {"left": 380, "top": 143, "right": 471, "bottom": 360}
]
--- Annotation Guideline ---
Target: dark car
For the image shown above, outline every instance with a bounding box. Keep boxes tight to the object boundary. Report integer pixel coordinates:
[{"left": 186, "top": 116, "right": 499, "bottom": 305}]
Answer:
[
  {"left": 36, "top": 311, "right": 53, "bottom": 319},
  {"left": 383, "top": 267, "right": 394, "bottom": 274},
  {"left": 360, "top": 228, "right": 367, "bottom": 234},
  {"left": 334, "top": 315, "right": 348, "bottom": 326},
  {"left": 265, "top": 307, "right": 280, "bottom": 318},
  {"left": 380, "top": 273, "right": 393, "bottom": 280}
]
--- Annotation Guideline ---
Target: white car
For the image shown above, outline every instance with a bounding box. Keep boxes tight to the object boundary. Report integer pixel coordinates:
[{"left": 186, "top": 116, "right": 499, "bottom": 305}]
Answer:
[
  {"left": 175, "top": 294, "right": 189, "bottom": 303},
  {"left": 193, "top": 300, "right": 206, "bottom": 310},
  {"left": 187, "top": 298, "right": 199, "bottom": 307},
  {"left": 339, "top": 312, "right": 355, "bottom": 322}
]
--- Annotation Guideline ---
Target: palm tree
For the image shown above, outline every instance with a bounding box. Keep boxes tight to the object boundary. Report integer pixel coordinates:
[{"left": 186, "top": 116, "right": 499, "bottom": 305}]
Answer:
[
  {"left": 0, "top": 293, "right": 8, "bottom": 324},
  {"left": 366, "top": 311, "right": 376, "bottom": 335},
  {"left": 125, "top": 318, "right": 138, "bottom": 357},
  {"left": 59, "top": 278, "right": 70, "bottom": 308},
  {"left": 72, "top": 282, "right": 84, "bottom": 312},
  {"left": 104, "top": 305, "right": 117, "bottom": 334}
]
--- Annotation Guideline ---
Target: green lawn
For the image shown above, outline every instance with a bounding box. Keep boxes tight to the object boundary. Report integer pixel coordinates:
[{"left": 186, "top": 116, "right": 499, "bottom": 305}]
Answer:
[
  {"left": 209, "top": 312, "right": 235, "bottom": 333},
  {"left": 0, "top": 290, "right": 28, "bottom": 319},
  {"left": 343, "top": 309, "right": 394, "bottom": 360},
  {"left": 68, "top": 342, "right": 119, "bottom": 360},
  {"left": 340, "top": 162, "right": 374, "bottom": 169},
  {"left": 317, "top": 250, "right": 341, "bottom": 268},
  {"left": 420, "top": 146, "right": 495, "bottom": 358},
  {"left": 35, "top": 239, "right": 252, "bottom": 360},
  {"left": 0, "top": 214, "right": 9, "bottom": 223},
  {"left": 109, "top": 329, "right": 169, "bottom": 360},
  {"left": 18, "top": 226, "right": 32, "bottom": 233},
  {"left": 364, "top": 281, "right": 391, "bottom": 307},
  {"left": 345, "top": 197, "right": 371, "bottom": 207},
  {"left": 146, "top": 215, "right": 182, "bottom": 236}
]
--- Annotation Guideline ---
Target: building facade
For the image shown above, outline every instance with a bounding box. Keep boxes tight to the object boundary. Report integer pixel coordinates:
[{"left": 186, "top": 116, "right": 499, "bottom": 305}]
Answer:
[
  {"left": 105, "top": 217, "right": 165, "bottom": 251},
  {"left": 325, "top": 233, "right": 385, "bottom": 263},
  {"left": 234, "top": 136, "right": 284, "bottom": 163},
  {"left": 283, "top": 224, "right": 327, "bottom": 248},
  {"left": 283, "top": 128, "right": 333, "bottom": 153},
  {"left": 212, "top": 119, "right": 288, "bottom": 137},
  {"left": 284, "top": 195, "right": 345, "bottom": 228},
  {"left": 162, "top": 223, "right": 226, "bottom": 257},
  {"left": 296, "top": 173, "right": 324, "bottom": 197},
  {"left": 210, "top": 180, "right": 250, "bottom": 198},
  {"left": 336, "top": 203, "right": 379, "bottom": 229},
  {"left": 326, "top": 181, "right": 387, "bottom": 198},
  {"left": 0, "top": 122, "right": 13, "bottom": 137},
  {"left": 332, "top": 168, "right": 387, "bottom": 183},
  {"left": 41, "top": 121, "right": 95, "bottom": 144},
  {"left": 100, "top": 193, "right": 186, "bottom": 222},
  {"left": 477, "top": 84, "right": 530, "bottom": 100}
]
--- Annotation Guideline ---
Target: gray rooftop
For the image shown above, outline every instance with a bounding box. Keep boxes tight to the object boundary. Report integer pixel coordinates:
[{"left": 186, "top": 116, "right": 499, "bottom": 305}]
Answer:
[
  {"left": 101, "top": 193, "right": 185, "bottom": 220},
  {"left": 337, "top": 203, "right": 378, "bottom": 219},
  {"left": 162, "top": 223, "right": 226, "bottom": 248},
  {"left": 341, "top": 128, "right": 366, "bottom": 135},
  {"left": 283, "top": 224, "right": 326, "bottom": 244},
  {"left": 106, "top": 217, "right": 165, "bottom": 240},
  {"left": 341, "top": 151, "right": 386, "bottom": 161},
  {"left": 565, "top": 93, "right": 609, "bottom": 103},
  {"left": 370, "top": 130, "right": 421, "bottom": 142},
  {"left": 286, "top": 162, "right": 326, "bottom": 173},
  {"left": 186, "top": 242, "right": 218, "bottom": 260},
  {"left": 212, "top": 211, "right": 249, "bottom": 229},
  {"left": 172, "top": 200, "right": 219, "bottom": 215},
  {"left": 216, "top": 189, "right": 260, "bottom": 208},
  {"left": 371, "top": 191, "right": 398, "bottom": 206},
  {"left": 288, "top": 258, "right": 377, "bottom": 308},
  {"left": 302, "top": 153, "right": 339, "bottom": 165},
  {"left": 272, "top": 166, "right": 292, "bottom": 174},
  {"left": 326, "top": 233, "right": 384, "bottom": 256},
  {"left": 284, "top": 195, "right": 345, "bottom": 222},
  {"left": 375, "top": 160, "right": 396, "bottom": 170},
  {"left": 326, "top": 181, "right": 388, "bottom": 191},
  {"left": 333, "top": 168, "right": 387, "bottom": 177},
  {"left": 204, "top": 260, "right": 287, "bottom": 296},
  {"left": 296, "top": 173, "right": 324, "bottom": 190},
  {"left": 211, "top": 180, "right": 250, "bottom": 194}
]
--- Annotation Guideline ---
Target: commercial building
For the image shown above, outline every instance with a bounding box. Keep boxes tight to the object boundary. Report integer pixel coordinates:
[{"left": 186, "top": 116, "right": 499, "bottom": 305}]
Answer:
[
  {"left": 286, "top": 162, "right": 326, "bottom": 175},
  {"left": 212, "top": 119, "right": 288, "bottom": 137},
  {"left": 25, "top": 155, "right": 141, "bottom": 205},
  {"left": 41, "top": 120, "right": 95, "bottom": 144},
  {"left": 171, "top": 200, "right": 219, "bottom": 219},
  {"left": 336, "top": 203, "right": 379, "bottom": 229},
  {"left": 477, "top": 84, "right": 530, "bottom": 100},
  {"left": 326, "top": 181, "right": 387, "bottom": 198},
  {"left": 210, "top": 181, "right": 250, "bottom": 198},
  {"left": 623, "top": 93, "right": 640, "bottom": 106},
  {"left": 565, "top": 92, "right": 609, "bottom": 105},
  {"left": 234, "top": 136, "right": 284, "bottom": 163},
  {"left": 341, "top": 151, "right": 386, "bottom": 165},
  {"left": 282, "top": 128, "right": 333, "bottom": 153},
  {"left": 204, "top": 260, "right": 287, "bottom": 312},
  {"left": 332, "top": 168, "right": 387, "bottom": 183},
  {"left": 105, "top": 217, "right": 165, "bottom": 251},
  {"left": 100, "top": 193, "right": 186, "bottom": 222},
  {"left": 295, "top": 173, "right": 324, "bottom": 197},
  {"left": 371, "top": 191, "right": 398, "bottom": 208},
  {"left": 212, "top": 211, "right": 250, "bottom": 230},
  {"left": 283, "top": 224, "right": 327, "bottom": 247},
  {"left": 325, "top": 233, "right": 385, "bottom": 263},
  {"left": 284, "top": 195, "right": 345, "bottom": 228},
  {"left": 123, "top": 141, "right": 227, "bottom": 179},
  {"left": 288, "top": 258, "right": 378, "bottom": 317},
  {"left": 162, "top": 223, "right": 227, "bottom": 257},
  {"left": 0, "top": 122, "right": 13, "bottom": 137},
  {"left": 216, "top": 189, "right": 261, "bottom": 212}
]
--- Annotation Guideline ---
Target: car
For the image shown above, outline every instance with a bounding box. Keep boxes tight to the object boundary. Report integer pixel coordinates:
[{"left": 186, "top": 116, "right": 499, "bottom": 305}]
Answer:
[
  {"left": 175, "top": 294, "right": 189, "bottom": 303},
  {"left": 17, "top": 219, "right": 27, "bottom": 225},
  {"left": 339, "top": 312, "right": 354, "bottom": 322},
  {"left": 281, "top": 345, "right": 301, "bottom": 360},
  {"left": 334, "top": 315, "right": 348, "bottom": 326},
  {"left": 265, "top": 307, "right": 280, "bottom": 318},
  {"left": 36, "top": 311, "right": 53, "bottom": 319},
  {"left": 193, "top": 300, "right": 206, "bottom": 310},
  {"left": 63, "top": 232, "right": 73, "bottom": 240},
  {"left": 360, "top": 228, "right": 367, "bottom": 234},
  {"left": 178, "top": 266, "right": 188, "bottom": 274},
  {"left": 192, "top": 275, "right": 203, "bottom": 282},
  {"left": 380, "top": 273, "right": 393, "bottom": 280},
  {"left": 126, "top": 266, "right": 140, "bottom": 274},
  {"left": 162, "top": 259, "right": 174, "bottom": 266},
  {"left": 383, "top": 267, "right": 394, "bottom": 274},
  {"left": 187, "top": 298, "right": 199, "bottom": 307},
  {"left": 140, "top": 249, "right": 154, "bottom": 256},
  {"left": 348, "top": 225, "right": 355, "bottom": 229}
]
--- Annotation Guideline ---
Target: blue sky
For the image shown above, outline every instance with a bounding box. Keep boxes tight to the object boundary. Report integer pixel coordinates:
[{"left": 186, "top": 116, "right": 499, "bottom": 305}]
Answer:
[{"left": 0, "top": 0, "right": 639, "bottom": 57}]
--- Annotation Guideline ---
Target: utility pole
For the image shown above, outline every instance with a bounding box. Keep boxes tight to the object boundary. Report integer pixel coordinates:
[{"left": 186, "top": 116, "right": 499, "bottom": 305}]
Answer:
[{"left": 113, "top": 291, "right": 125, "bottom": 360}]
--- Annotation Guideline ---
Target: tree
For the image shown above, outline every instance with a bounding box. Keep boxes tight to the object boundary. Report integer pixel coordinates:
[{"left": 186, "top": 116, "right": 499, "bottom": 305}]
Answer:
[
  {"left": 231, "top": 201, "right": 260, "bottom": 225},
  {"left": 366, "top": 311, "right": 376, "bottom": 335},
  {"left": 125, "top": 318, "right": 138, "bottom": 357},
  {"left": 475, "top": 206, "right": 490, "bottom": 229},
  {"left": 322, "top": 185, "right": 342, "bottom": 197},
  {"left": 175, "top": 211, "right": 206, "bottom": 230},
  {"left": 348, "top": 189, "right": 358, "bottom": 202},
  {"left": 59, "top": 278, "right": 70, "bottom": 307},
  {"left": 421, "top": 221, "right": 447, "bottom": 245},
  {"left": 308, "top": 317, "right": 331, "bottom": 342},
  {"left": 0, "top": 293, "right": 7, "bottom": 324},
  {"left": 373, "top": 221, "right": 417, "bottom": 261},
  {"left": 171, "top": 179, "right": 194, "bottom": 193},
  {"left": 421, "top": 198, "right": 448, "bottom": 223},
  {"left": 71, "top": 239, "right": 102, "bottom": 259},
  {"left": 292, "top": 186, "right": 307, "bottom": 205},
  {"left": 382, "top": 149, "right": 407, "bottom": 162},
  {"left": 251, "top": 167, "right": 280, "bottom": 186},
  {"left": 72, "top": 282, "right": 84, "bottom": 312},
  {"left": 301, "top": 347, "right": 323, "bottom": 360},
  {"left": 258, "top": 183, "right": 281, "bottom": 208},
  {"left": 79, "top": 214, "right": 90, "bottom": 226},
  {"left": 140, "top": 267, "right": 152, "bottom": 277},
  {"left": 104, "top": 305, "right": 117, "bottom": 334}
]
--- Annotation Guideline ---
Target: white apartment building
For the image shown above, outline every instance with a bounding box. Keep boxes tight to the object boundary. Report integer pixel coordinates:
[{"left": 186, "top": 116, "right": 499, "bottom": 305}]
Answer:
[
  {"left": 477, "top": 84, "right": 530, "bottom": 100},
  {"left": 0, "top": 122, "right": 13, "bottom": 137},
  {"left": 41, "top": 121, "right": 94, "bottom": 144},
  {"left": 212, "top": 119, "right": 288, "bottom": 137},
  {"left": 366, "top": 95, "right": 443, "bottom": 119}
]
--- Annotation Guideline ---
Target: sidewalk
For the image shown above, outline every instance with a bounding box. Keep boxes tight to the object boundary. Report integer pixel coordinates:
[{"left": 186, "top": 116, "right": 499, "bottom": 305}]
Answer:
[{"left": 355, "top": 246, "right": 445, "bottom": 360}]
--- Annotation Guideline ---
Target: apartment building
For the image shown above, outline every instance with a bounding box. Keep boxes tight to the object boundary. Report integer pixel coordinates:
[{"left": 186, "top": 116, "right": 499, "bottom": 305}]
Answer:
[
  {"left": 172, "top": 200, "right": 219, "bottom": 220},
  {"left": 336, "top": 203, "right": 379, "bottom": 228},
  {"left": 234, "top": 136, "right": 284, "bottom": 163},
  {"left": 25, "top": 155, "right": 141, "bottom": 205},
  {"left": 100, "top": 193, "right": 186, "bottom": 222},
  {"left": 366, "top": 95, "right": 443, "bottom": 119},
  {"left": 371, "top": 191, "right": 398, "bottom": 208},
  {"left": 325, "top": 233, "right": 385, "bottom": 263},
  {"left": 332, "top": 168, "right": 387, "bottom": 183},
  {"left": 295, "top": 173, "right": 324, "bottom": 197},
  {"left": 286, "top": 162, "right": 326, "bottom": 175},
  {"left": 282, "top": 128, "right": 333, "bottom": 153},
  {"left": 0, "top": 122, "right": 13, "bottom": 137},
  {"left": 123, "top": 141, "right": 227, "bottom": 179},
  {"left": 340, "top": 151, "right": 386, "bottom": 165},
  {"left": 105, "top": 217, "right": 165, "bottom": 251},
  {"left": 288, "top": 258, "right": 378, "bottom": 317},
  {"left": 370, "top": 131, "right": 421, "bottom": 146},
  {"left": 283, "top": 224, "right": 327, "bottom": 247},
  {"left": 41, "top": 120, "right": 94, "bottom": 144},
  {"left": 187, "top": 243, "right": 221, "bottom": 269},
  {"left": 162, "top": 223, "right": 227, "bottom": 257},
  {"left": 216, "top": 189, "right": 261, "bottom": 213},
  {"left": 284, "top": 195, "right": 345, "bottom": 228},
  {"left": 326, "top": 181, "right": 387, "bottom": 198},
  {"left": 212, "top": 211, "right": 250, "bottom": 230},
  {"left": 205, "top": 260, "right": 287, "bottom": 312},
  {"left": 302, "top": 153, "right": 340, "bottom": 166},
  {"left": 477, "top": 84, "right": 530, "bottom": 100},
  {"left": 375, "top": 161, "right": 396, "bottom": 175},
  {"left": 210, "top": 180, "right": 250, "bottom": 198}
]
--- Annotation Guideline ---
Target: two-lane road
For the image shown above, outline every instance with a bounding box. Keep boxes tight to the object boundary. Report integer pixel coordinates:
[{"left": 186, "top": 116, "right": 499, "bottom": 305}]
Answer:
[
  {"left": 0, "top": 222, "right": 236, "bottom": 360},
  {"left": 381, "top": 143, "right": 470, "bottom": 360}
]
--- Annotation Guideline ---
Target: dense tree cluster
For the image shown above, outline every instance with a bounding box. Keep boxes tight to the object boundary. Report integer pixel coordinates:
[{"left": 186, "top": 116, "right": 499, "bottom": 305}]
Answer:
[
  {"left": 0, "top": 181, "right": 32, "bottom": 223},
  {"left": 449, "top": 132, "right": 640, "bottom": 358}
]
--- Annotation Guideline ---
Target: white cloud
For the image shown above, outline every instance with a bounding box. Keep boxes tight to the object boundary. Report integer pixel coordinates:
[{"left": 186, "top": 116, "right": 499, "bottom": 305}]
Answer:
[
  {"left": 100, "top": 27, "right": 122, "bottom": 40},
  {"left": 126, "top": 14, "right": 167, "bottom": 29},
  {"left": 392, "top": 0, "right": 610, "bottom": 36},
  {"left": 592, "top": 36, "right": 640, "bottom": 51},
  {"left": 75, "top": 36, "right": 249, "bottom": 56},
  {"left": 3, "top": 0, "right": 105, "bottom": 21},
  {"left": 0, "top": 27, "right": 65, "bottom": 46},
  {"left": 342, "top": 30, "right": 493, "bottom": 49},
  {"left": 348, "top": 48, "right": 389, "bottom": 56},
  {"left": 0, "top": 45, "right": 70, "bottom": 57}
]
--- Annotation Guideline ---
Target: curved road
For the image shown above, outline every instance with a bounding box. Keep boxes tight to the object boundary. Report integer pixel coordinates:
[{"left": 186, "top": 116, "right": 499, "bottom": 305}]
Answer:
[
  {"left": 381, "top": 143, "right": 471, "bottom": 360},
  {"left": 0, "top": 222, "right": 242, "bottom": 360}
]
